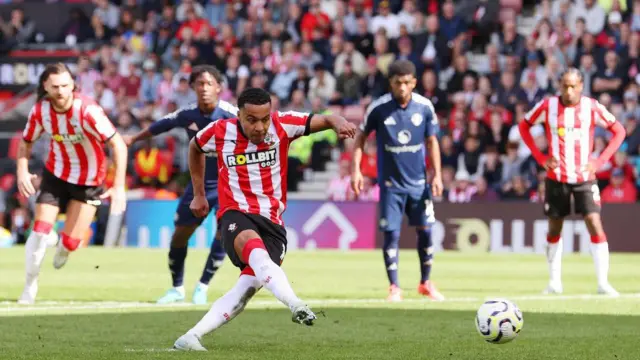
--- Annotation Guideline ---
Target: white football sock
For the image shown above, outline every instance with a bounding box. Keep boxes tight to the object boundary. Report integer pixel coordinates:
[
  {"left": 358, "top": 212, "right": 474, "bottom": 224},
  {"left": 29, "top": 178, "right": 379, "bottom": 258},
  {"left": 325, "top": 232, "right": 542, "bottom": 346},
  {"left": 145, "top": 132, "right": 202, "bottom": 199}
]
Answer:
[
  {"left": 590, "top": 242, "right": 610, "bottom": 286},
  {"left": 546, "top": 239, "right": 562, "bottom": 285},
  {"left": 25, "top": 232, "right": 49, "bottom": 283},
  {"left": 174, "top": 286, "right": 185, "bottom": 295},
  {"left": 189, "top": 275, "right": 261, "bottom": 337},
  {"left": 248, "top": 248, "right": 304, "bottom": 310}
]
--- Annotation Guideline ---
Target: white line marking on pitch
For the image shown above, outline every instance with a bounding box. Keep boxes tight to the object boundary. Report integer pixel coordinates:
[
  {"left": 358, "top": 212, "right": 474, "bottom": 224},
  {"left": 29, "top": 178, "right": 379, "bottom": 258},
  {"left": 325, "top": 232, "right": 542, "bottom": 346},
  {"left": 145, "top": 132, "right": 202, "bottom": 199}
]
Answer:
[
  {"left": 123, "top": 348, "right": 176, "bottom": 353},
  {"left": 2, "top": 293, "right": 640, "bottom": 313}
]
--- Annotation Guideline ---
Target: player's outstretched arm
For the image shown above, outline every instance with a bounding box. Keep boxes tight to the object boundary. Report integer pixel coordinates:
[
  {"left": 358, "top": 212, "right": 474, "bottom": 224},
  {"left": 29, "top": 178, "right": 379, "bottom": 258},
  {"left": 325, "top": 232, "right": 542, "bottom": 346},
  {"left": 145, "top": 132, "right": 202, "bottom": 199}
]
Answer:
[
  {"left": 350, "top": 130, "right": 367, "bottom": 196},
  {"left": 124, "top": 109, "right": 186, "bottom": 146},
  {"left": 188, "top": 138, "right": 209, "bottom": 218},
  {"left": 101, "top": 133, "right": 128, "bottom": 215},
  {"left": 308, "top": 114, "right": 357, "bottom": 139}
]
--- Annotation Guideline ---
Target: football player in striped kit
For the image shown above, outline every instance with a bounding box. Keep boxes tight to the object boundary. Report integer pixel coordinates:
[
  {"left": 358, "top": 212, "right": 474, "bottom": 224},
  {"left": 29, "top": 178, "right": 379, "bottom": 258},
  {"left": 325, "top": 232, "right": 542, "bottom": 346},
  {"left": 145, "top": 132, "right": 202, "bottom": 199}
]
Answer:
[
  {"left": 16, "top": 63, "right": 128, "bottom": 304},
  {"left": 519, "top": 68, "right": 626, "bottom": 296}
]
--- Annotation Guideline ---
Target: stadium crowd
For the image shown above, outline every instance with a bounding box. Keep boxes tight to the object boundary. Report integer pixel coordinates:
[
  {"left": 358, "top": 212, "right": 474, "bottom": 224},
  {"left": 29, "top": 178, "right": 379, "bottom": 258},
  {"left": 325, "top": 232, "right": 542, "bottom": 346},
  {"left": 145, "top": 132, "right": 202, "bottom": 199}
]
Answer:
[{"left": 2, "top": 0, "right": 640, "bottom": 240}]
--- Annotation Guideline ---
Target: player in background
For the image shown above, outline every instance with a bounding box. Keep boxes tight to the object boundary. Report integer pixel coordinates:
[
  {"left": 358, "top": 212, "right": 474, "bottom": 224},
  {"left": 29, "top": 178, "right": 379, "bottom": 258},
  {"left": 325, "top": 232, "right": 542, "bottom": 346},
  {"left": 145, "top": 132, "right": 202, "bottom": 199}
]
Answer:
[
  {"left": 16, "top": 63, "right": 127, "bottom": 304},
  {"left": 518, "top": 68, "right": 625, "bottom": 296},
  {"left": 351, "top": 60, "right": 444, "bottom": 302},
  {"left": 173, "top": 88, "right": 356, "bottom": 351},
  {"left": 125, "top": 65, "right": 237, "bottom": 305}
]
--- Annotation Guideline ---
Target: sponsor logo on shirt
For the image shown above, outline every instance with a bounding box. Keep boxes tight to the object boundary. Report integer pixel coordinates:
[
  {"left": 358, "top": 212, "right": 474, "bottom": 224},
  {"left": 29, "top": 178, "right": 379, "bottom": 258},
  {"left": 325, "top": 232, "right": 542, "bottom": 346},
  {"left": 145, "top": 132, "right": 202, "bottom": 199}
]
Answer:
[{"left": 226, "top": 149, "right": 277, "bottom": 168}]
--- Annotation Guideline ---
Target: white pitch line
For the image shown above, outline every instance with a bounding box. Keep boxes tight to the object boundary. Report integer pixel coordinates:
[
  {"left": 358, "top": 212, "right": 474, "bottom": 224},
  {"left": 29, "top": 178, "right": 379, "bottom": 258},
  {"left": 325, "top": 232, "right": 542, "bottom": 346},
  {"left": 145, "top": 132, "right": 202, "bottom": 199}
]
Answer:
[
  {"left": 123, "top": 348, "right": 176, "bottom": 353},
  {"left": 2, "top": 293, "right": 640, "bottom": 313}
]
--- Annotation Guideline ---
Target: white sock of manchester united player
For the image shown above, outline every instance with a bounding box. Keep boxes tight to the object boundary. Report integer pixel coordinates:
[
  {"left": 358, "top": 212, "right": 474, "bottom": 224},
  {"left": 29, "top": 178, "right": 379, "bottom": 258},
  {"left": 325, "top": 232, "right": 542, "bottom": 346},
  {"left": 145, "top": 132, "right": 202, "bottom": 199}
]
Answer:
[
  {"left": 242, "top": 238, "right": 304, "bottom": 310},
  {"left": 546, "top": 235, "right": 562, "bottom": 285},
  {"left": 590, "top": 234, "right": 610, "bottom": 287},
  {"left": 188, "top": 273, "right": 261, "bottom": 338}
]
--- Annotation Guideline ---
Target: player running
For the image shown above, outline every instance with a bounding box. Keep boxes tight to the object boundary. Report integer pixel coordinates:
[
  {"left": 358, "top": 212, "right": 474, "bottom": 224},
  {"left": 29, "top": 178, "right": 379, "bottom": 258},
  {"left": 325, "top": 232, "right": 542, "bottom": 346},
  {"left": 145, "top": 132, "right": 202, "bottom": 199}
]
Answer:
[
  {"left": 16, "top": 63, "right": 127, "bottom": 304},
  {"left": 125, "top": 65, "right": 237, "bottom": 305},
  {"left": 351, "top": 60, "right": 444, "bottom": 302},
  {"left": 172, "top": 88, "right": 356, "bottom": 351},
  {"left": 518, "top": 68, "right": 625, "bottom": 296}
]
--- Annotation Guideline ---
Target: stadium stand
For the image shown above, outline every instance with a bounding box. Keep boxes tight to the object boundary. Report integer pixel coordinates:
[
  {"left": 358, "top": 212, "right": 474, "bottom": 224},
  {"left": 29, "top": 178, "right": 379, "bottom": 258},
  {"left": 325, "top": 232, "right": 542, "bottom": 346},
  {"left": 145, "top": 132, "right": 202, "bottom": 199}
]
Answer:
[{"left": 1, "top": 0, "right": 640, "bottom": 241}]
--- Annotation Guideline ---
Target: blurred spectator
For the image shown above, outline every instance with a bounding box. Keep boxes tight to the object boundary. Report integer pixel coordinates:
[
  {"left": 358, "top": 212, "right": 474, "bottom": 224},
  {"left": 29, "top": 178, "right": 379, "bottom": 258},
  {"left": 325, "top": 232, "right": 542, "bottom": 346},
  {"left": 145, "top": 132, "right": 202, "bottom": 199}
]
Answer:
[
  {"left": 500, "top": 174, "right": 531, "bottom": 200},
  {"left": 592, "top": 50, "right": 625, "bottom": 103},
  {"left": 470, "top": 177, "right": 499, "bottom": 202},
  {"left": 58, "top": 7, "right": 93, "bottom": 44},
  {"left": 574, "top": 0, "right": 606, "bottom": 35},
  {"left": 479, "top": 145, "right": 504, "bottom": 187},
  {"left": 495, "top": 19, "right": 525, "bottom": 57},
  {"left": 0, "top": 8, "right": 35, "bottom": 52},
  {"left": 439, "top": 0, "right": 466, "bottom": 43},
  {"left": 334, "top": 61, "right": 362, "bottom": 105},
  {"left": 370, "top": 1, "right": 400, "bottom": 38},
  {"left": 448, "top": 169, "right": 476, "bottom": 203},
  {"left": 301, "top": 0, "right": 331, "bottom": 41},
  {"left": 308, "top": 64, "right": 336, "bottom": 103},
  {"left": 328, "top": 159, "right": 355, "bottom": 201},
  {"left": 457, "top": 136, "right": 483, "bottom": 182},
  {"left": 601, "top": 168, "right": 637, "bottom": 202}
]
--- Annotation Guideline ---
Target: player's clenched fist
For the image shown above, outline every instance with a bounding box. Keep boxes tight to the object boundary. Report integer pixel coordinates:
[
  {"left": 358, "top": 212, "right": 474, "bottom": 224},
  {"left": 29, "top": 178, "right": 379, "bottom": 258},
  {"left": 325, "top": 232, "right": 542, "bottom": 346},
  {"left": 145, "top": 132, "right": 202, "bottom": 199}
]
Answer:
[{"left": 190, "top": 195, "right": 209, "bottom": 218}]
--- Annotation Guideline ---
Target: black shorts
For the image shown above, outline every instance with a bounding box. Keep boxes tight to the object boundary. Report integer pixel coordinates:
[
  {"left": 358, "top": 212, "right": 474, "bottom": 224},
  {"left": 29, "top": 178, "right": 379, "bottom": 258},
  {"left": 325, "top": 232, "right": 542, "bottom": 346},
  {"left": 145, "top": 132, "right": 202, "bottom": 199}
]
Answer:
[
  {"left": 219, "top": 210, "right": 288, "bottom": 270},
  {"left": 544, "top": 178, "right": 601, "bottom": 218},
  {"left": 37, "top": 170, "right": 105, "bottom": 211}
]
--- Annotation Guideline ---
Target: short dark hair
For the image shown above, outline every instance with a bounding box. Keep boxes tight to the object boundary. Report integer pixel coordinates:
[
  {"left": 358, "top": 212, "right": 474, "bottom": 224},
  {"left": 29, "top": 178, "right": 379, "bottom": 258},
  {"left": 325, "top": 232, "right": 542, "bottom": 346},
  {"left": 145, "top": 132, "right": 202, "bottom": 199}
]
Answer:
[
  {"left": 560, "top": 67, "right": 584, "bottom": 82},
  {"left": 388, "top": 60, "right": 416, "bottom": 79},
  {"left": 238, "top": 88, "right": 271, "bottom": 109},
  {"left": 189, "top": 65, "right": 224, "bottom": 85}
]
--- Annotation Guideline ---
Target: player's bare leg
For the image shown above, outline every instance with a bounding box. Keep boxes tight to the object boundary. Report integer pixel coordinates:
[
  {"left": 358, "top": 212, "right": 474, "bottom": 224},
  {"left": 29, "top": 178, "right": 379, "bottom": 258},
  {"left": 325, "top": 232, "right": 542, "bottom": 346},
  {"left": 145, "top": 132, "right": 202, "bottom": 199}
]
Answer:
[
  {"left": 54, "top": 200, "right": 97, "bottom": 269},
  {"left": 19, "top": 204, "right": 59, "bottom": 304},
  {"left": 174, "top": 273, "right": 262, "bottom": 351},
  {"left": 584, "top": 212, "right": 619, "bottom": 296},
  {"left": 416, "top": 225, "right": 444, "bottom": 301},
  {"left": 234, "top": 229, "right": 316, "bottom": 325},
  {"left": 158, "top": 224, "right": 198, "bottom": 304},
  {"left": 544, "top": 217, "right": 564, "bottom": 294}
]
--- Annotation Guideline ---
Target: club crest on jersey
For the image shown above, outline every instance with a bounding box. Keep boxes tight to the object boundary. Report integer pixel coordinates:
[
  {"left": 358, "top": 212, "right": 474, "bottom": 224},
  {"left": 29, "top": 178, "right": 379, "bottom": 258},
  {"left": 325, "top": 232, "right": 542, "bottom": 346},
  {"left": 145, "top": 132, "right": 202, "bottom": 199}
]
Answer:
[
  {"left": 397, "top": 130, "right": 412, "bottom": 144},
  {"left": 227, "top": 149, "right": 277, "bottom": 168},
  {"left": 263, "top": 133, "right": 276, "bottom": 146},
  {"left": 411, "top": 113, "right": 423, "bottom": 126},
  {"left": 52, "top": 133, "right": 84, "bottom": 144}
]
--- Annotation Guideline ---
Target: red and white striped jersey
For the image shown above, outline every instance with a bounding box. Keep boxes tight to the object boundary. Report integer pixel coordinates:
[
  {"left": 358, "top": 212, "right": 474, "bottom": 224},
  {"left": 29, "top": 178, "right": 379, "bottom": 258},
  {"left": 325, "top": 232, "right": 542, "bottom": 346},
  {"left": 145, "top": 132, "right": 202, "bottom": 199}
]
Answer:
[
  {"left": 22, "top": 94, "right": 117, "bottom": 186},
  {"left": 195, "top": 111, "right": 312, "bottom": 225},
  {"left": 524, "top": 96, "right": 617, "bottom": 184}
]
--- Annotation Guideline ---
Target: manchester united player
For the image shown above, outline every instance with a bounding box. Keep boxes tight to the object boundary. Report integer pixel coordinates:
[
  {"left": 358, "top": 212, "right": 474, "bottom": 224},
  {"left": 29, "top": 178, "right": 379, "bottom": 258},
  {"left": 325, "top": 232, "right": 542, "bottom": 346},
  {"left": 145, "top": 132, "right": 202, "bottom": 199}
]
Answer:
[
  {"left": 172, "top": 88, "right": 356, "bottom": 351},
  {"left": 16, "top": 63, "right": 127, "bottom": 304},
  {"left": 519, "top": 68, "right": 625, "bottom": 296}
]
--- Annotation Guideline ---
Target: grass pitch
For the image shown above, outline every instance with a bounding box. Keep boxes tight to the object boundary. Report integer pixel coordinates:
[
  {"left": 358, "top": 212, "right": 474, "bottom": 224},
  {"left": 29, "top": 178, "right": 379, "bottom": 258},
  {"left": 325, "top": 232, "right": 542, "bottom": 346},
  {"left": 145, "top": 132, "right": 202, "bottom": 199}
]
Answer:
[{"left": 1, "top": 248, "right": 640, "bottom": 360}]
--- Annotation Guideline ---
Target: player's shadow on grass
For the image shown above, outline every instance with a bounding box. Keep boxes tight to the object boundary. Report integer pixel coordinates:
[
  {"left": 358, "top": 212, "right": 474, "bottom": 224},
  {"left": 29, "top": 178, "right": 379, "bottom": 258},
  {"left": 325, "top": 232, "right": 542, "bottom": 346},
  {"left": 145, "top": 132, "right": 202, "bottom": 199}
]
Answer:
[{"left": 2, "top": 308, "right": 639, "bottom": 360}]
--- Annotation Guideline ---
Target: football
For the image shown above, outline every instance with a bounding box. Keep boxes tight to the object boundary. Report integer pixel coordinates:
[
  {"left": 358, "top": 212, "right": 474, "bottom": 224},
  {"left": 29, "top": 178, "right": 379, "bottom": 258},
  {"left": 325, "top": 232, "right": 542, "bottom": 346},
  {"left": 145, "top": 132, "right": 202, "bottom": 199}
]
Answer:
[{"left": 475, "top": 298, "right": 524, "bottom": 344}]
